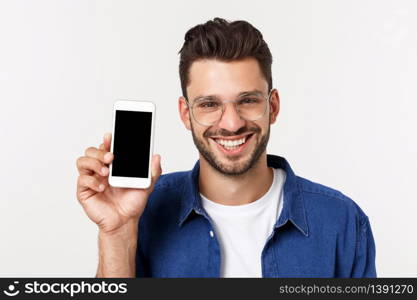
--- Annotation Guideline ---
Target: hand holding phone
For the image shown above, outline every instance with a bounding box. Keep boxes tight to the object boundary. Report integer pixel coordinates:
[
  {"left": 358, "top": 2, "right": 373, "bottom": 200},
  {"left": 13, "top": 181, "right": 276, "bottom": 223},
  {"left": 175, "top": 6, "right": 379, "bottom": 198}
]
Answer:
[
  {"left": 76, "top": 132, "right": 161, "bottom": 234},
  {"left": 75, "top": 101, "right": 161, "bottom": 277}
]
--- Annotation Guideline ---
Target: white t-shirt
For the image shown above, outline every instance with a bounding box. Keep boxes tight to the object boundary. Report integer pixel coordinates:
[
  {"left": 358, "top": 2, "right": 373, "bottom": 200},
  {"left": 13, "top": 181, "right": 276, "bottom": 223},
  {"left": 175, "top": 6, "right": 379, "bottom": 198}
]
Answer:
[{"left": 200, "top": 167, "right": 286, "bottom": 277}]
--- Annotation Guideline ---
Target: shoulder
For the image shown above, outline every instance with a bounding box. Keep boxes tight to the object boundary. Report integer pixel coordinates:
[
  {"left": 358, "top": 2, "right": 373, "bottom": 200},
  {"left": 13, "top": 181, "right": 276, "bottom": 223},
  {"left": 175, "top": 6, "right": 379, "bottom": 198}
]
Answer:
[
  {"left": 295, "top": 175, "right": 369, "bottom": 226},
  {"left": 153, "top": 170, "right": 190, "bottom": 190},
  {"left": 146, "top": 170, "right": 190, "bottom": 206},
  {"left": 139, "top": 170, "right": 191, "bottom": 224}
]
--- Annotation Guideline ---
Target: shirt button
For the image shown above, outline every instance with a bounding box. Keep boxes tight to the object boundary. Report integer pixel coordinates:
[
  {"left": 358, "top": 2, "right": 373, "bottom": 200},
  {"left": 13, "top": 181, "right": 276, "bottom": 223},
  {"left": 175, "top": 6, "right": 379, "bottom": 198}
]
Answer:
[{"left": 209, "top": 230, "right": 214, "bottom": 238}]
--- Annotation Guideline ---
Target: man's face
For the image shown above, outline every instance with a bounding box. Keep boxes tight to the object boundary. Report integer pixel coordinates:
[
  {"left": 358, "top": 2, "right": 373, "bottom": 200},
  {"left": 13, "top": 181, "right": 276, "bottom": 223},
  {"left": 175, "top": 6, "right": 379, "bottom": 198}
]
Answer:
[{"left": 179, "top": 57, "right": 279, "bottom": 176}]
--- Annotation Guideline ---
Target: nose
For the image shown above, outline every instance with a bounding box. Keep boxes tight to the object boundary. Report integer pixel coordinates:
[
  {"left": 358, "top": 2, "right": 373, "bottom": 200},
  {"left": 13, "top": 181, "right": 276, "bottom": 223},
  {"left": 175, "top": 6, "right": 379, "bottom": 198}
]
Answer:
[{"left": 216, "top": 102, "right": 246, "bottom": 132}]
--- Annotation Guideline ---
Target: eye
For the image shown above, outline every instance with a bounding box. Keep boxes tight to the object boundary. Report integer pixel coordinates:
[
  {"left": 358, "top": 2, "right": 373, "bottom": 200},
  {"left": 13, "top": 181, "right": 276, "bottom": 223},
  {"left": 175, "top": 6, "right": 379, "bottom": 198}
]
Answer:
[
  {"left": 238, "top": 98, "right": 259, "bottom": 105},
  {"left": 197, "top": 101, "right": 220, "bottom": 109}
]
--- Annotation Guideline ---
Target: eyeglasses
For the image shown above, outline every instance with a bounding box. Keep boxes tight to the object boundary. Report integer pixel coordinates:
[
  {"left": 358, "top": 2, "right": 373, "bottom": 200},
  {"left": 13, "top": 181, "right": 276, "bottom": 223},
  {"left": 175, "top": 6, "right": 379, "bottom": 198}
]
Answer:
[{"left": 186, "top": 90, "right": 273, "bottom": 126}]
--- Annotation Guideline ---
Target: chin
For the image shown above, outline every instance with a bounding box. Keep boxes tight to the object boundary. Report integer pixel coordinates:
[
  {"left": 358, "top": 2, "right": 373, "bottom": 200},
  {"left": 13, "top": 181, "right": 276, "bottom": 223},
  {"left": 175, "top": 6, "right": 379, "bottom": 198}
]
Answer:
[
  {"left": 208, "top": 151, "right": 256, "bottom": 176},
  {"left": 191, "top": 125, "right": 270, "bottom": 176}
]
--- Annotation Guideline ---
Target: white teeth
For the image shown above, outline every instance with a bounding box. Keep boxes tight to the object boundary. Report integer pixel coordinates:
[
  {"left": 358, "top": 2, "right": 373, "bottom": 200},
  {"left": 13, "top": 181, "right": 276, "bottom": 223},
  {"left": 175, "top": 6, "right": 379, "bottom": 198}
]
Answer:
[{"left": 214, "top": 137, "right": 247, "bottom": 147}]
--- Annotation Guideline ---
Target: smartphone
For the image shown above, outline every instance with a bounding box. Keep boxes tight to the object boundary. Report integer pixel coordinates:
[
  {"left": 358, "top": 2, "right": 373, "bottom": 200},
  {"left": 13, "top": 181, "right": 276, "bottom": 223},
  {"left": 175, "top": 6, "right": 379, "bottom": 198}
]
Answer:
[{"left": 108, "top": 100, "right": 155, "bottom": 189}]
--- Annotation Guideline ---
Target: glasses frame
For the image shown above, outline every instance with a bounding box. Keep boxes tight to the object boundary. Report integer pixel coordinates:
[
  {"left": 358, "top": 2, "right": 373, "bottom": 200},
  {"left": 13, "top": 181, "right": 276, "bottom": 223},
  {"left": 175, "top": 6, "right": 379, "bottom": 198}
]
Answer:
[{"left": 185, "top": 89, "right": 274, "bottom": 127}]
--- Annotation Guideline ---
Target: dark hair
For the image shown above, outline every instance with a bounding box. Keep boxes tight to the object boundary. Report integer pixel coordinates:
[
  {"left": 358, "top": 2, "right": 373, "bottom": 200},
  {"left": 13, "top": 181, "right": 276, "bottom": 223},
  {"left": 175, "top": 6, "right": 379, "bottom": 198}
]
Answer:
[{"left": 178, "top": 17, "right": 273, "bottom": 99}]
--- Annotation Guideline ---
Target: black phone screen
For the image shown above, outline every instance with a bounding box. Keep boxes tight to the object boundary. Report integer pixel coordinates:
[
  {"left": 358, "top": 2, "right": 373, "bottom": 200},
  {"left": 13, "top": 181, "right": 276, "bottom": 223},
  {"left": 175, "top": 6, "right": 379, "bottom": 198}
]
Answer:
[{"left": 111, "top": 110, "right": 152, "bottom": 178}]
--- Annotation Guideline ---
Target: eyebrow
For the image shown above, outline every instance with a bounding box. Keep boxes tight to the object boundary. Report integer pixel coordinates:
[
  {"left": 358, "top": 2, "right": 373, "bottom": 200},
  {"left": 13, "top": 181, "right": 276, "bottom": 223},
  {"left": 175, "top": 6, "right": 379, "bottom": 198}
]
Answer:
[{"left": 191, "top": 90, "right": 264, "bottom": 102}]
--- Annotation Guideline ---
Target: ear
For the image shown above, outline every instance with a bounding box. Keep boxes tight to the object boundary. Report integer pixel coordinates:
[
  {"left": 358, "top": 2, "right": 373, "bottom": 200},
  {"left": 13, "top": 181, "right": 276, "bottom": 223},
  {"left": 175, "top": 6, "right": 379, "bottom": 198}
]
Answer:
[
  {"left": 269, "top": 89, "right": 280, "bottom": 124},
  {"left": 178, "top": 96, "right": 192, "bottom": 130}
]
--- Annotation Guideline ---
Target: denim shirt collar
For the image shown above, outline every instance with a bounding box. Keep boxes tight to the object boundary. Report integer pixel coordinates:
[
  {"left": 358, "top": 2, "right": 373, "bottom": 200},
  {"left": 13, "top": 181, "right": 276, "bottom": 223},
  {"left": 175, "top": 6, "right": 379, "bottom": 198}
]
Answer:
[{"left": 178, "top": 154, "right": 309, "bottom": 237}]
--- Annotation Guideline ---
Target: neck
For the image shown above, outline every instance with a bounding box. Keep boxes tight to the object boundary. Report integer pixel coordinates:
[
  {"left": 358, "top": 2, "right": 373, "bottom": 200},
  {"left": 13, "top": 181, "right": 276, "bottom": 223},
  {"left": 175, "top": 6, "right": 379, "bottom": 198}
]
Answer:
[{"left": 198, "top": 153, "right": 273, "bottom": 206}]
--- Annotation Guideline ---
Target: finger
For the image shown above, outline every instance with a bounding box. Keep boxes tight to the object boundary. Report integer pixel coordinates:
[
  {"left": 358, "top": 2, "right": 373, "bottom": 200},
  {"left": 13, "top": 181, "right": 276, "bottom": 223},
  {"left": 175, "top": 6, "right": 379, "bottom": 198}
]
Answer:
[
  {"left": 151, "top": 154, "right": 162, "bottom": 183},
  {"left": 93, "top": 172, "right": 110, "bottom": 183},
  {"left": 76, "top": 156, "right": 109, "bottom": 176},
  {"left": 103, "top": 132, "right": 112, "bottom": 152},
  {"left": 78, "top": 174, "right": 106, "bottom": 194},
  {"left": 99, "top": 143, "right": 105, "bottom": 150},
  {"left": 85, "top": 146, "right": 113, "bottom": 165}
]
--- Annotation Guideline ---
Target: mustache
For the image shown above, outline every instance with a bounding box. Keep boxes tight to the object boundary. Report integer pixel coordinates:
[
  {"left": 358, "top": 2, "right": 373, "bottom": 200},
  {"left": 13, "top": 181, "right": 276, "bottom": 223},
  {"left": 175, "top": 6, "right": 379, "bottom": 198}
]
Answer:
[{"left": 203, "top": 126, "right": 261, "bottom": 138}]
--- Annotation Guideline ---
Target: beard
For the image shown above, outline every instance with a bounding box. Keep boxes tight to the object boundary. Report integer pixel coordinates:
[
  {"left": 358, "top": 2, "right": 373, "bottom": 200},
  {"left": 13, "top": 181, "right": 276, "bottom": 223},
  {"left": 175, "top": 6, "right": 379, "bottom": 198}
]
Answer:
[{"left": 190, "top": 121, "right": 270, "bottom": 176}]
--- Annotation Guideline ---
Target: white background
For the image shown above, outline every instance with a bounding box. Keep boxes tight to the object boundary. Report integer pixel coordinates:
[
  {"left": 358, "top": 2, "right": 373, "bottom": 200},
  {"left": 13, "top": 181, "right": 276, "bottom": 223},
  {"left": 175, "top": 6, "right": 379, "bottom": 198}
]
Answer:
[{"left": 0, "top": 0, "right": 416, "bottom": 277}]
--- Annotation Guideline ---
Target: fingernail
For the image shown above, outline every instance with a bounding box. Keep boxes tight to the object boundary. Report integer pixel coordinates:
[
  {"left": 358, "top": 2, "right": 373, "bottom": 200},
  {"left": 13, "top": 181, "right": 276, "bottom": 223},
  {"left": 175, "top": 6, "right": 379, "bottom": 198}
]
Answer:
[
  {"left": 101, "top": 167, "right": 108, "bottom": 175},
  {"left": 104, "top": 153, "right": 112, "bottom": 162},
  {"left": 99, "top": 184, "right": 105, "bottom": 191}
]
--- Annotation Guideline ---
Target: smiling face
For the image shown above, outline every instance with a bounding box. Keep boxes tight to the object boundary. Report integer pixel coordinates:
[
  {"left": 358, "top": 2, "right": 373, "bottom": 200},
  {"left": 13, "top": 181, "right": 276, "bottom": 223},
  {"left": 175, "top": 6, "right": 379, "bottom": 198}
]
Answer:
[{"left": 179, "top": 57, "right": 279, "bottom": 176}]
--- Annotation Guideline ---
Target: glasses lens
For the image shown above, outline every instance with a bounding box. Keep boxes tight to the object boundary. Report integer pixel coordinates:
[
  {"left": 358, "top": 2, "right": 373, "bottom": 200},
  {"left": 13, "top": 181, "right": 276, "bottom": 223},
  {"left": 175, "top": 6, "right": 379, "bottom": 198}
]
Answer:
[
  {"left": 193, "top": 99, "right": 223, "bottom": 126},
  {"left": 192, "top": 95, "right": 268, "bottom": 126},
  {"left": 237, "top": 96, "right": 267, "bottom": 121}
]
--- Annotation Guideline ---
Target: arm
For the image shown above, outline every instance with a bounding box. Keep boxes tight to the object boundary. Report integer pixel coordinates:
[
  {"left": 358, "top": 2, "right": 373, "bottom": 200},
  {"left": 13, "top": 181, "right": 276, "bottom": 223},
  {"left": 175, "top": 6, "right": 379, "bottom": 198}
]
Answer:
[
  {"left": 96, "top": 218, "right": 139, "bottom": 278},
  {"left": 76, "top": 133, "right": 161, "bottom": 278},
  {"left": 351, "top": 216, "right": 377, "bottom": 277}
]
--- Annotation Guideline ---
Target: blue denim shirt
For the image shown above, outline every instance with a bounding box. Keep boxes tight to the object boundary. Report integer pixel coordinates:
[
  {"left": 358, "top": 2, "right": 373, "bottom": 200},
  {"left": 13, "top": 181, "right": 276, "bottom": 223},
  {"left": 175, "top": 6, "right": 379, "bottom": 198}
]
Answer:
[{"left": 136, "top": 155, "right": 376, "bottom": 277}]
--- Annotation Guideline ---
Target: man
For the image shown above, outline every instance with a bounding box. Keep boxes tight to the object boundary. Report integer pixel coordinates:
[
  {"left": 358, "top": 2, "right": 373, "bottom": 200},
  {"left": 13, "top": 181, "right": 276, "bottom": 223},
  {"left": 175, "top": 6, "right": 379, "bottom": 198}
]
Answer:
[{"left": 76, "top": 18, "right": 376, "bottom": 277}]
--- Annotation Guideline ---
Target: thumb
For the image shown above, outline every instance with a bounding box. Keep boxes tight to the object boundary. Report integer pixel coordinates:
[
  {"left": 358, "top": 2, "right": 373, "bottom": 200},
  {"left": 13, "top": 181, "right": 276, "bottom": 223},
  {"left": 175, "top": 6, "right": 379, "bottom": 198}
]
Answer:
[
  {"left": 151, "top": 154, "right": 162, "bottom": 183},
  {"left": 103, "top": 132, "right": 112, "bottom": 152}
]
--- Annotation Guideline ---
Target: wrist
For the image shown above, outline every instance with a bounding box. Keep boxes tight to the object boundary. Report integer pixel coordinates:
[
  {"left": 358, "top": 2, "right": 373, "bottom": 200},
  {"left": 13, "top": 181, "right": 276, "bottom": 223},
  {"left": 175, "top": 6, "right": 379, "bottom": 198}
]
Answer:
[
  {"left": 99, "top": 217, "right": 139, "bottom": 239},
  {"left": 97, "top": 218, "right": 139, "bottom": 278}
]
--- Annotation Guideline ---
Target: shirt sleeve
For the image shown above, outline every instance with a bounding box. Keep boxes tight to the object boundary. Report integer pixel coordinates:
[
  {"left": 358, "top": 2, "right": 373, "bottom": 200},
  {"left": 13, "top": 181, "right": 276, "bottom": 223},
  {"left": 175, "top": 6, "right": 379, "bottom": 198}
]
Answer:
[
  {"left": 135, "top": 217, "right": 149, "bottom": 277},
  {"left": 351, "top": 216, "right": 377, "bottom": 277},
  {"left": 135, "top": 242, "right": 147, "bottom": 277}
]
